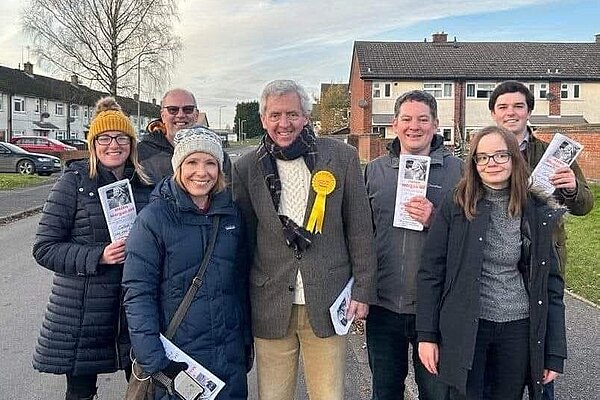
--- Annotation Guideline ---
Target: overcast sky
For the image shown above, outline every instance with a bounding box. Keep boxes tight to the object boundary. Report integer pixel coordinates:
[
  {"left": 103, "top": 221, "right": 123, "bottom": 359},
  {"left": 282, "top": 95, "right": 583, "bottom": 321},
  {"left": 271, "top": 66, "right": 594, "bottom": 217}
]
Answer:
[{"left": 1, "top": 0, "right": 598, "bottom": 128}]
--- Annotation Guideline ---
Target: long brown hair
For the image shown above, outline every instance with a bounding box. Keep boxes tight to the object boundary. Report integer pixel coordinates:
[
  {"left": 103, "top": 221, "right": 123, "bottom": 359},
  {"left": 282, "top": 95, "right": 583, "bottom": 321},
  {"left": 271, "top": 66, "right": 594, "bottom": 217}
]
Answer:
[{"left": 454, "top": 126, "right": 529, "bottom": 220}]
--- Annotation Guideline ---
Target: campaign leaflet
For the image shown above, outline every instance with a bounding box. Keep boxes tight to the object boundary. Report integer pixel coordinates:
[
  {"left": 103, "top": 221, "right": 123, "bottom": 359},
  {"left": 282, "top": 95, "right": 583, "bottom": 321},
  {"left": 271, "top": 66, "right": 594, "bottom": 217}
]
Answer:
[
  {"left": 530, "top": 133, "right": 584, "bottom": 196},
  {"left": 329, "top": 277, "right": 354, "bottom": 335},
  {"left": 393, "top": 155, "right": 431, "bottom": 231},
  {"left": 160, "top": 334, "right": 226, "bottom": 400},
  {"left": 98, "top": 179, "right": 137, "bottom": 241}
]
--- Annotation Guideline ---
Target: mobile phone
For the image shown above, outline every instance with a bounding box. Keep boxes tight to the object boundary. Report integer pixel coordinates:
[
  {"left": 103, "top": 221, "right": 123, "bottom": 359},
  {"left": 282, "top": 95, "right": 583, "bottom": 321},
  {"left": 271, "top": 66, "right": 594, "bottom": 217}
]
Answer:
[{"left": 174, "top": 370, "right": 205, "bottom": 400}]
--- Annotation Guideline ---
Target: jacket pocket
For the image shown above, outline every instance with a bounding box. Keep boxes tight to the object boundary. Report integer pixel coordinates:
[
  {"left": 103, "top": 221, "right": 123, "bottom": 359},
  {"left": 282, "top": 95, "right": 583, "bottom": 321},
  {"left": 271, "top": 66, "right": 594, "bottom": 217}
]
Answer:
[{"left": 249, "top": 269, "right": 269, "bottom": 287}]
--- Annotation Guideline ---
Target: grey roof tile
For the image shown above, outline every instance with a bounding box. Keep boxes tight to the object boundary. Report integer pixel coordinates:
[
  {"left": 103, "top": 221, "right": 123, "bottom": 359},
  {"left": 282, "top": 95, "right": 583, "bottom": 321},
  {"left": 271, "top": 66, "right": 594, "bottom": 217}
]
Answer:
[{"left": 354, "top": 41, "right": 600, "bottom": 81}]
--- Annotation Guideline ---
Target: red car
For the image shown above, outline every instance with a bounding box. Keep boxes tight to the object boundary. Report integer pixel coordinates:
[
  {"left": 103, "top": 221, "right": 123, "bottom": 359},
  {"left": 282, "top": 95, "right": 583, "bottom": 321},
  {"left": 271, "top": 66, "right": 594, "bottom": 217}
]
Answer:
[{"left": 10, "top": 136, "right": 76, "bottom": 155}]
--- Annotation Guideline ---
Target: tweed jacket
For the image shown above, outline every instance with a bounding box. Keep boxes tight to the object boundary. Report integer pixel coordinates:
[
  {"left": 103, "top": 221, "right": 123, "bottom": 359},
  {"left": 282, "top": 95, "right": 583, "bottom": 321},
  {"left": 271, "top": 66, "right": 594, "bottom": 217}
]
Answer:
[{"left": 232, "top": 136, "right": 377, "bottom": 339}]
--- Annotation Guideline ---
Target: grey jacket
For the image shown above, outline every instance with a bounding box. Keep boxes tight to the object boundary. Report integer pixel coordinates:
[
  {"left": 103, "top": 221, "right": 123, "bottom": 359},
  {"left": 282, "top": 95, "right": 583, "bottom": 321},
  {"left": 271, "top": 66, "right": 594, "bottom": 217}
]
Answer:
[
  {"left": 232, "top": 136, "right": 377, "bottom": 338},
  {"left": 365, "top": 135, "right": 463, "bottom": 314}
]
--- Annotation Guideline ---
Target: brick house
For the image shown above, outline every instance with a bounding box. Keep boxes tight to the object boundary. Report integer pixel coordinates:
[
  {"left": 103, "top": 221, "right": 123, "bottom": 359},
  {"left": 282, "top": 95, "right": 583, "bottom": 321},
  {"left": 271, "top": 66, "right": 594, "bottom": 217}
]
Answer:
[{"left": 348, "top": 32, "right": 600, "bottom": 178}]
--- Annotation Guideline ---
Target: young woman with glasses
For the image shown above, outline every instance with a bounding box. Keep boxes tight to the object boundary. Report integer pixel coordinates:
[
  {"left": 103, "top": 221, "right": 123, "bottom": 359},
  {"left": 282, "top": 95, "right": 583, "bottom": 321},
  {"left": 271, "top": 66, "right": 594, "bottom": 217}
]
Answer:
[
  {"left": 416, "top": 126, "right": 566, "bottom": 400},
  {"left": 32, "top": 97, "right": 152, "bottom": 400}
]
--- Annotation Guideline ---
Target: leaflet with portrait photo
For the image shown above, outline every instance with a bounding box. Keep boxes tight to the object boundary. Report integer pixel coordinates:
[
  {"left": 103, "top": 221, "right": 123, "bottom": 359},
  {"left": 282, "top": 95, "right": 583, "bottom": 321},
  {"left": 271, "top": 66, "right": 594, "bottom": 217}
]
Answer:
[
  {"left": 160, "top": 334, "right": 225, "bottom": 400},
  {"left": 530, "top": 133, "right": 583, "bottom": 195},
  {"left": 393, "top": 155, "right": 431, "bottom": 231},
  {"left": 98, "top": 179, "right": 137, "bottom": 241},
  {"left": 329, "top": 277, "right": 354, "bottom": 335}
]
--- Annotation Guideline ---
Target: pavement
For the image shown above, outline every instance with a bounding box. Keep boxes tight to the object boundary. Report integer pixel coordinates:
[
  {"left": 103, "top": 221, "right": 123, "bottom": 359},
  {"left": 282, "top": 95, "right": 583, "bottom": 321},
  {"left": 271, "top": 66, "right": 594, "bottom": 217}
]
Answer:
[{"left": 1, "top": 177, "right": 597, "bottom": 400}]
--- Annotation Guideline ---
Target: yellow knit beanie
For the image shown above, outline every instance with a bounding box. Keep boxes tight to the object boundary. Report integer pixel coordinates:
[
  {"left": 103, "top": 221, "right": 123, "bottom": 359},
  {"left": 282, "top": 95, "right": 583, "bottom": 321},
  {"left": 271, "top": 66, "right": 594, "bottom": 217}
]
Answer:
[{"left": 87, "top": 97, "right": 136, "bottom": 147}]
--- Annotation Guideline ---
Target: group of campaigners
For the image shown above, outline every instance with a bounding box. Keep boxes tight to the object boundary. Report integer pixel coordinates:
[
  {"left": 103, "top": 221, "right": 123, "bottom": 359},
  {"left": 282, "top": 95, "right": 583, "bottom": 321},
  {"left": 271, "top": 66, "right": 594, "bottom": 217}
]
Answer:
[{"left": 30, "top": 79, "right": 593, "bottom": 400}]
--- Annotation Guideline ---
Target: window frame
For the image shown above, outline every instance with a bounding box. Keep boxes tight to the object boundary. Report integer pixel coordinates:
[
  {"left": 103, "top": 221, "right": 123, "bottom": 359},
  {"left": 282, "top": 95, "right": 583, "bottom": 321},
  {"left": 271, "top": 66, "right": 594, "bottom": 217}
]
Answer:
[
  {"left": 55, "top": 102, "right": 65, "bottom": 116},
  {"left": 466, "top": 82, "right": 495, "bottom": 99},
  {"left": 423, "top": 82, "right": 453, "bottom": 99},
  {"left": 13, "top": 97, "right": 25, "bottom": 113}
]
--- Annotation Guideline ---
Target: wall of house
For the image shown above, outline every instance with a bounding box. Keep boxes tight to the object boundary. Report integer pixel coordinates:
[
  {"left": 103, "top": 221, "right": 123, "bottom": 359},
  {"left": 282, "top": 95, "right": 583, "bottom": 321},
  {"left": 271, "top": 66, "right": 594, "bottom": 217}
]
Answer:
[
  {"left": 562, "top": 82, "right": 600, "bottom": 122},
  {"left": 349, "top": 54, "right": 371, "bottom": 134}
]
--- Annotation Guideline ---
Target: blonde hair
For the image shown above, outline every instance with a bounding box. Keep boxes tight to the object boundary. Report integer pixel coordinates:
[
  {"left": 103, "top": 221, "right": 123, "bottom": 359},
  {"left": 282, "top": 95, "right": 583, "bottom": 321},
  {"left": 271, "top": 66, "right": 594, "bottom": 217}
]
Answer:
[{"left": 87, "top": 97, "right": 150, "bottom": 184}]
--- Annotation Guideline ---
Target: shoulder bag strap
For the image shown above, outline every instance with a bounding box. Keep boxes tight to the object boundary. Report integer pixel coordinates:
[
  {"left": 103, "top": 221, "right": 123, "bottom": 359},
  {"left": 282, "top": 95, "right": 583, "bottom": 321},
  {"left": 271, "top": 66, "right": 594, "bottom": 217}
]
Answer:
[{"left": 164, "top": 215, "right": 221, "bottom": 339}]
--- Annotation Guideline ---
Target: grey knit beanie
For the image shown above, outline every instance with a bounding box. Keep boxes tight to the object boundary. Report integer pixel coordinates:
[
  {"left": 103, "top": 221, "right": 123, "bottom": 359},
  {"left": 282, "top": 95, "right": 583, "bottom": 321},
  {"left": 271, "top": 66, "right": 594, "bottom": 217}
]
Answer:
[{"left": 171, "top": 126, "right": 224, "bottom": 172}]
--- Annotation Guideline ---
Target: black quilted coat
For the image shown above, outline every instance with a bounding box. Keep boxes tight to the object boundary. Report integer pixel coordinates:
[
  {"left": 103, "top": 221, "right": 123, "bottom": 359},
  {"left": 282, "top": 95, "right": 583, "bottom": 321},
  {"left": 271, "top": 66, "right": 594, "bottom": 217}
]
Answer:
[{"left": 32, "top": 160, "right": 151, "bottom": 376}]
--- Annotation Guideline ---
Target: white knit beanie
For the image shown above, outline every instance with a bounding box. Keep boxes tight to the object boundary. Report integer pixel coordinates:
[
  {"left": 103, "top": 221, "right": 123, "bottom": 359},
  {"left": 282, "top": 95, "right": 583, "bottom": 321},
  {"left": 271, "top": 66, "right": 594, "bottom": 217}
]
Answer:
[{"left": 171, "top": 126, "right": 224, "bottom": 172}]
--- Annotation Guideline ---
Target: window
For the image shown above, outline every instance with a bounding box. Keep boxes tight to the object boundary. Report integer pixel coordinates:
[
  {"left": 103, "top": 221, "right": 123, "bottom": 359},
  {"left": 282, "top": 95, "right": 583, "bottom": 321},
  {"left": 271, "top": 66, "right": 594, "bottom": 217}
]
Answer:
[
  {"left": 71, "top": 105, "right": 79, "bottom": 117},
  {"left": 466, "top": 83, "right": 495, "bottom": 99},
  {"left": 56, "top": 103, "right": 64, "bottom": 116},
  {"left": 42, "top": 99, "right": 48, "bottom": 113},
  {"left": 35, "top": 98, "right": 40, "bottom": 113},
  {"left": 539, "top": 83, "right": 547, "bottom": 99},
  {"left": 13, "top": 97, "right": 25, "bottom": 112},
  {"left": 561, "top": 83, "right": 580, "bottom": 99},
  {"left": 55, "top": 131, "right": 65, "bottom": 140},
  {"left": 424, "top": 82, "right": 453, "bottom": 98},
  {"left": 373, "top": 83, "right": 381, "bottom": 98},
  {"left": 372, "top": 126, "right": 386, "bottom": 136},
  {"left": 384, "top": 83, "right": 391, "bottom": 98},
  {"left": 438, "top": 127, "right": 453, "bottom": 143},
  {"left": 83, "top": 107, "right": 88, "bottom": 119}
]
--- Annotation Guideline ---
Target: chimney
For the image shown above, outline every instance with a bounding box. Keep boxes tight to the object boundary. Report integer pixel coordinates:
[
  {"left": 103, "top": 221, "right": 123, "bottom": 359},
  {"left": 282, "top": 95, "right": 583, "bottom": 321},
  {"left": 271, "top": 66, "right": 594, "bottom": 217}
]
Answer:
[
  {"left": 596, "top": 33, "right": 600, "bottom": 43},
  {"left": 71, "top": 75, "right": 79, "bottom": 85},
  {"left": 152, "top": 98, "right": 156, "bottom": 105},
  {"left": 432, "top": 32, "right": 448, "bottom": 43},
  {"left": 23, "top": 61, "right": 33, "bottom": 75}
]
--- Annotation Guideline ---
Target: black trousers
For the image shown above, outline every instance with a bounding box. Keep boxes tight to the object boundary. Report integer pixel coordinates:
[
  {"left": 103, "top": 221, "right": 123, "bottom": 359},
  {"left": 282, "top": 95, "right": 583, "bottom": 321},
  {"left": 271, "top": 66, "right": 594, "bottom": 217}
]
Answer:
[
  {"left": 367, "top": 305, "right": 450, "bottom": 400},
  {"left": 451, "top": 318, "right": 530, "bottom": 400},
  {"left": 65, "top": 366, "right": 131, "bottom": 399}
]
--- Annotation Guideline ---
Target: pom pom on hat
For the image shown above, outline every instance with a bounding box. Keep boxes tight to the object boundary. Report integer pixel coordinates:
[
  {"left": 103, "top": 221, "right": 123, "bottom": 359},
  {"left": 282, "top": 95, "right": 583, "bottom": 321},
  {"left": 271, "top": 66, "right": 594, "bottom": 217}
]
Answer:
[
  {"left": 172, "top": 126, "right": 224, "bottom": 172},
  {"left": 87, "top": 97, "right": 136, "bottom": 147}
]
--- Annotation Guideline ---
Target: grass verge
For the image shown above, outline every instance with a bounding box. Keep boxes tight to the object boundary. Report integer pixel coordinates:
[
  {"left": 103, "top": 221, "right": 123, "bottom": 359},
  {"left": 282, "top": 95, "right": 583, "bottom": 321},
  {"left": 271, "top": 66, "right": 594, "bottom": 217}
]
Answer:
[
  {"left": 565, "top": 183, "right": 600, "bottom": 305},
  {"left": 0, "top": 174, "right": 51, "bottom": 190}
]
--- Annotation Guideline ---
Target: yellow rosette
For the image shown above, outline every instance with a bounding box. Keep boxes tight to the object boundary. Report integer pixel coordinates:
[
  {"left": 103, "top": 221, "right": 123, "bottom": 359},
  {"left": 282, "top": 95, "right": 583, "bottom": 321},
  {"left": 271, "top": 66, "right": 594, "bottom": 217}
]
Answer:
[{"left": 306, "top": 170, "right": 336, "bottom": 234}]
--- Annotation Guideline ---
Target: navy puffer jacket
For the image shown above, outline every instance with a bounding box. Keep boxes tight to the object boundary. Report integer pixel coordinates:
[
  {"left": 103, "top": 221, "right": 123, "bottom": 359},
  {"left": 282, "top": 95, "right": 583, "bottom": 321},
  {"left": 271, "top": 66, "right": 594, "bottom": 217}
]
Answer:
[
  {"left": 32, "top": 160, "right": 152, "bottom": 375},
  {"left": 123, "top": 178, "right": 251, "bottom": 400}
]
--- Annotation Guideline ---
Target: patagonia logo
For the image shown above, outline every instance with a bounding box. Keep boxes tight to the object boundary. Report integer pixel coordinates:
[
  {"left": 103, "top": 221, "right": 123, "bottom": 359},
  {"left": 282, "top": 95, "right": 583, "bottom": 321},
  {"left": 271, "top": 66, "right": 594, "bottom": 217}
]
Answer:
[{"left": 224, "top": 224, "right": 237, "bottom": 231}]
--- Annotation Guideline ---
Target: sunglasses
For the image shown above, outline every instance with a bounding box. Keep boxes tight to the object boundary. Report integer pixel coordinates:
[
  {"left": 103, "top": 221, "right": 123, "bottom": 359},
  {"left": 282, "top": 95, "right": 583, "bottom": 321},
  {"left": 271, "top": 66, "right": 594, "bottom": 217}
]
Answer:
[{"left": 162, "top": 105, "right": 197, "bottom": 115}]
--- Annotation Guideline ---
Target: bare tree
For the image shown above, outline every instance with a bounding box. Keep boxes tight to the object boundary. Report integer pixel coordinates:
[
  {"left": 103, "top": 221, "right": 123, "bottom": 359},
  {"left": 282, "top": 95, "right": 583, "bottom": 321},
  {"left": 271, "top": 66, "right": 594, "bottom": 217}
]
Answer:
[{"left": 22, "top": 0, "right": 182, "bottom": 97}]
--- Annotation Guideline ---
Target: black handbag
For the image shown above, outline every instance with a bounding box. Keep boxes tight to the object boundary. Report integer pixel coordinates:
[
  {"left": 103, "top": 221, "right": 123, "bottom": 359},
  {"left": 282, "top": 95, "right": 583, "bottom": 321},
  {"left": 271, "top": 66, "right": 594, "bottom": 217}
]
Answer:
[{"left": 124, "top": 216, "right": 220, "bottom": 400}]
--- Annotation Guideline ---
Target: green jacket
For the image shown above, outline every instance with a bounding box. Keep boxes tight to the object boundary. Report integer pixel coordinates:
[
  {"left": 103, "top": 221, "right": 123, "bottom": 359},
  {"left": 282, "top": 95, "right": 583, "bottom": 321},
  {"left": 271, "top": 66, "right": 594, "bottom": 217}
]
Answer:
[{"left": 528, "top": 131, "right": 594, "bottom": 272}]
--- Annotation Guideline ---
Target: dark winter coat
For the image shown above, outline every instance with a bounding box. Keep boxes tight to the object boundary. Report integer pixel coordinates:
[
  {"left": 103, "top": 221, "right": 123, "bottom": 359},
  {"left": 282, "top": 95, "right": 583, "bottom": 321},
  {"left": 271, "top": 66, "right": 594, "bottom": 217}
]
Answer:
[
  {"left": 138, "top": 130, "right": 232, "bottom": 184},
  {"left": 365, "top": 134, "right": 463, "bottom": 315},
  {"left": 526, "top": 131, "right": 594, "bottom": 272},
  {"left": 416, "top": 192, "right": 567, "bottom": 400},
  {"left": 32, "top": 160, "right": 152, "bottom": 376},
  {"left": 123, "top": 178, "right": 251, "bottom": 400}
]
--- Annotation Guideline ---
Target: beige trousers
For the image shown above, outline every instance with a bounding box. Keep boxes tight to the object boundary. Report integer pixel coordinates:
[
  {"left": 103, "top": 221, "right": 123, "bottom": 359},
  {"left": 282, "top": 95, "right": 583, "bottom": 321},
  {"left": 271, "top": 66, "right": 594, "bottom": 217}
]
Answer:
[{"left": 254, "top": 304, "right": 347, "bottom": 400}]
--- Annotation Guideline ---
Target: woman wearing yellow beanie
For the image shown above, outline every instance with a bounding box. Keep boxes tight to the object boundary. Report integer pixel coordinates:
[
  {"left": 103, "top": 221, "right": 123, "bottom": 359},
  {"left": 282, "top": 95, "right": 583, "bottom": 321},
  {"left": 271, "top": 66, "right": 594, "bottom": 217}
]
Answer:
[{"left": 32, "top": 97, "right": 153, "bottom": 399}]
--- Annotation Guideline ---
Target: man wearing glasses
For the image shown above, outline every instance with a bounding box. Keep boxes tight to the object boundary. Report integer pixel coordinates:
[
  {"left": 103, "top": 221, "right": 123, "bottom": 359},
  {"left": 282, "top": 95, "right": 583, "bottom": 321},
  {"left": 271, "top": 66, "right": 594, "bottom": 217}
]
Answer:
[
  {"left": 232, "top": 79, "right": 376, "bottom": 399},
  {"left": 489, "top": 81, "right": 593, "bottom": 400},
  {"left": 138, "top": 88, "right": 231, "bottom": 183}
]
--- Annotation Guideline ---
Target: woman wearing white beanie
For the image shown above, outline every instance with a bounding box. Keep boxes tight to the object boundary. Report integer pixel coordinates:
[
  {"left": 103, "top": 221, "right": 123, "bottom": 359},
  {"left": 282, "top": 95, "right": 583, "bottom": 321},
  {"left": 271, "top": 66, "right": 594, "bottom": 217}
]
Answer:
[{"left": 123, "top": 125, "right": 252, "bottom": 399}]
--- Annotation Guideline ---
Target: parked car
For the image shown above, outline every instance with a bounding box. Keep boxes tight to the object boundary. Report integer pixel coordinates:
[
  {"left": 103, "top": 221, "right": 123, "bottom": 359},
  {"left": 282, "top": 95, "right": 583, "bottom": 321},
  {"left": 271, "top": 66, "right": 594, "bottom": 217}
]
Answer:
[
  {"left": 0, "top": 142, "right": 62, "bottom": 175},
  {"left": 10, "top": 136, "right": 76, "bottom": 154},
  {"left": 59, "top": 138, "right": 88, "bottom": 150}
]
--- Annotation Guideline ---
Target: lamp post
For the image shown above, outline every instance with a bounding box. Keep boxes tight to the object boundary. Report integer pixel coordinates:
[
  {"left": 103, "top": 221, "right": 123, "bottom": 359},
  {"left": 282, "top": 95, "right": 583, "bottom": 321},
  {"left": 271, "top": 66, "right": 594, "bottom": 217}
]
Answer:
[
  {"left": 218, "top": 105, "right": 226, "bottom": 130},
  {"left": 136, "top": 52, "right": 156, "bottom": 133}
]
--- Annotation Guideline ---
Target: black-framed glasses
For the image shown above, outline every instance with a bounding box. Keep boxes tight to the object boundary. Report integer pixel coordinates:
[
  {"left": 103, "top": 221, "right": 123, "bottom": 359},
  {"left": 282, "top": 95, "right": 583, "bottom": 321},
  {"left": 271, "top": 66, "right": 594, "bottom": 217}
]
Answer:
[
  {"left": 473, "top": 151, "right": 512, "bottom": 166},
  {"left": 162, "top": 105, "right": 197, "bottom": 115},
  {"left": 95, "top": 134, "right": 131, "bottom": 146}
]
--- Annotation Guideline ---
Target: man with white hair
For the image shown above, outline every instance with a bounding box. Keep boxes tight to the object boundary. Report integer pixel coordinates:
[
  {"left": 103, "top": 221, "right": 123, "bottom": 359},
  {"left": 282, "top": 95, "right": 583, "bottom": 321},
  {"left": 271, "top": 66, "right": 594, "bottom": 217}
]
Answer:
[{"left": 233, "top": 79, "right": 376, "bottom": 400}]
